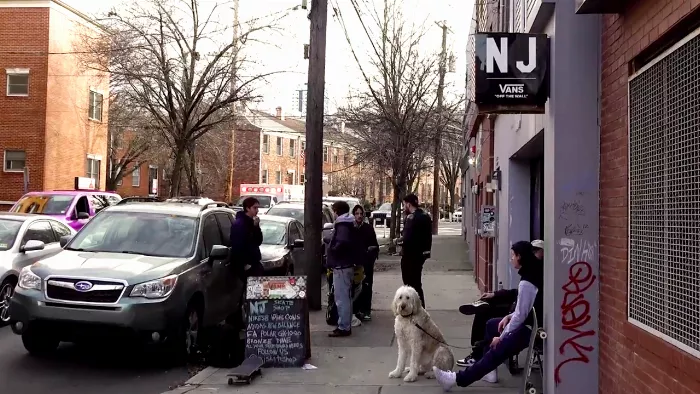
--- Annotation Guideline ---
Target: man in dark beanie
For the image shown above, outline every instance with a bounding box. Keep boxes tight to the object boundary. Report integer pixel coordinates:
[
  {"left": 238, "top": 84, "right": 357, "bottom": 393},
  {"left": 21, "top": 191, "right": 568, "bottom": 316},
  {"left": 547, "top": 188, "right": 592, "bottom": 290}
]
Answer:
[{"left": 397, "top": 193, "right": 432, "bottom": 307}]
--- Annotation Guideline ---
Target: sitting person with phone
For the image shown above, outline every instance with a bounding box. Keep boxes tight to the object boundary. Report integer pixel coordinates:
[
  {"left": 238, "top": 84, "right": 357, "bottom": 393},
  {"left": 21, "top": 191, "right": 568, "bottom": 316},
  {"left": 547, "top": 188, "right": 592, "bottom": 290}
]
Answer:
[
  {"left": 455, "top": 240, "right": 544, "bottom": 373},
  {"left": 433, "top": 240, "right": 544, "bottom": 390}
]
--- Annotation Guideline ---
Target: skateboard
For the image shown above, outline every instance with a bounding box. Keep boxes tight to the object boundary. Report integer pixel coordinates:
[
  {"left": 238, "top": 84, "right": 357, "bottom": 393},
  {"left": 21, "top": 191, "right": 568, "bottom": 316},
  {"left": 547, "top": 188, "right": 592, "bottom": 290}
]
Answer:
[
  {"left": 521, "top": 308, "right": 547, "bottom": 394},
  {"left": 227, "top": 355, "right": 264, "bottom": 385}
]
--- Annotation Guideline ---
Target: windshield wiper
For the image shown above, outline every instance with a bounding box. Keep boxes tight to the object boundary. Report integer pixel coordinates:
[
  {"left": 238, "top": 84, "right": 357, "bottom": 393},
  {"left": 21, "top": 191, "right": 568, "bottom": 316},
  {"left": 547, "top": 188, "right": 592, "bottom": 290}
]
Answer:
[
  {"left": 119, "top": 250, "right": 154, "bottom": 256},
  {"left": 64, "top": 247, "right": 86, "bottom": 251}
]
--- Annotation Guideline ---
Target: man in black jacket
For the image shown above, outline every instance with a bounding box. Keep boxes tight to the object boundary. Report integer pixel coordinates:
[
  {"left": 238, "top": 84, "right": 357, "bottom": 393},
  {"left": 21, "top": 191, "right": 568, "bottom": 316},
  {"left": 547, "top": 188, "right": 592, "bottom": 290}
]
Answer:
[
  {"left": 397, "top": 194, "right": 432, "bottom": 307},
  {"left": 230, "top": 197, "right": 264, "bottom": 277}
]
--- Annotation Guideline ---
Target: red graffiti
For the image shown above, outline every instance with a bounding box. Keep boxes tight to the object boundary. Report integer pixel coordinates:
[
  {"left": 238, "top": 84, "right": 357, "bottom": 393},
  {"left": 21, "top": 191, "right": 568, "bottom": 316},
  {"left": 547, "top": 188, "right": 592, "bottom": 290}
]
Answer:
[{"left": 554, "top": 261, "right": 597, "bottom": 385}]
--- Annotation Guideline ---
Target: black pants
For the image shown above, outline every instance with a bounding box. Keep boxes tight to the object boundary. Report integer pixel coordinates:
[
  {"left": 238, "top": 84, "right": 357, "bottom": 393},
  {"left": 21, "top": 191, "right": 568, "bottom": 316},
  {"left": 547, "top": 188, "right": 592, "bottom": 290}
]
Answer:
[
  {"left": 356, "top": 259, "right": 375, "bottom": 314},
  {"left": 401, "top": 254, "right": 427, "bottom": 307},
  {"left": 470, "top": 303, "right": 512, "bottom": 359}
]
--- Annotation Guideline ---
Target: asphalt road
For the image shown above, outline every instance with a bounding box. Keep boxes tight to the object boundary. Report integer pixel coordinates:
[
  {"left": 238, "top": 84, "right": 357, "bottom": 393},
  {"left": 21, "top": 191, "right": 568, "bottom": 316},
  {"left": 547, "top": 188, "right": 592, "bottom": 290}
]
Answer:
[{"left": 0, "top": 325, "right": 192, "bottom": 394}]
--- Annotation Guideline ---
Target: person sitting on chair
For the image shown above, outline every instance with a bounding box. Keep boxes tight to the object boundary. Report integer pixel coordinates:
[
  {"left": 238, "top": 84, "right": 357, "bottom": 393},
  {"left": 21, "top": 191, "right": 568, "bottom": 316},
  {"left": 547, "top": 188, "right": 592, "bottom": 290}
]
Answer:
[
  {"left": 455, "top": 239, "right": 544, "bottom": 370},
  {"left": 433, "top": 241, "right": 543, "bottom": 390}
]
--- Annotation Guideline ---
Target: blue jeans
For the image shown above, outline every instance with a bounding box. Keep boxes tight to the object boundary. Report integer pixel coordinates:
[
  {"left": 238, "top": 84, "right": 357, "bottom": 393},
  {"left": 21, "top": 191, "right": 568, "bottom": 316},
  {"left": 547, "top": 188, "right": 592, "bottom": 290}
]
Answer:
[
  {"left": 456, "top": 318, "right": 531, "bottom": 386},
  {"left": 333, "top": 267, "right": 354, "bottom": 331}
]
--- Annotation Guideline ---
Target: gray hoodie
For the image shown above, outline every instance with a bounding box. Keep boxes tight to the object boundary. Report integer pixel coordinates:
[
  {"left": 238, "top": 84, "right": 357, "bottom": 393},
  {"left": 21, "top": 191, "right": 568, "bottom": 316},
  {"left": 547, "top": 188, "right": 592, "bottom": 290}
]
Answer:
[{"left": 323, "top": 213, "right": 358, "bottom": 269}]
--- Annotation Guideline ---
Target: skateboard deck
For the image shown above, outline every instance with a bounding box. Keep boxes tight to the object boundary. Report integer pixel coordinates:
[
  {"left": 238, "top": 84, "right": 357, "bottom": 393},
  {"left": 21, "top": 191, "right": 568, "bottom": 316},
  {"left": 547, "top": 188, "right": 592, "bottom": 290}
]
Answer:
[
  {"left": 227, "top": 355, "right": 264, "bottom": 385},
  {"left": 520, "top": 309, "right": 546, "bottom": 394}
]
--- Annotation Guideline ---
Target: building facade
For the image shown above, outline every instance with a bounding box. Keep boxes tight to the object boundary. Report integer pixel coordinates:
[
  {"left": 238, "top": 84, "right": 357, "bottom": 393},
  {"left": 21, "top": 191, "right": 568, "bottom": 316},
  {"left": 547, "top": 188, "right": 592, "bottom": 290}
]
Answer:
[{"left": 0, "top": 0, "right": 108, "bottom": 208}]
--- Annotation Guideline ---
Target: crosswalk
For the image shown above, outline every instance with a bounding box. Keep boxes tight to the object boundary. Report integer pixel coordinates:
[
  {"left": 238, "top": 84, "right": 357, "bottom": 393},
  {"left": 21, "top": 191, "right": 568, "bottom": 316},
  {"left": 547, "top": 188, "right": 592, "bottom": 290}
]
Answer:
[{"left": 436, "top": 226, "right": 463, "bottom": 236}]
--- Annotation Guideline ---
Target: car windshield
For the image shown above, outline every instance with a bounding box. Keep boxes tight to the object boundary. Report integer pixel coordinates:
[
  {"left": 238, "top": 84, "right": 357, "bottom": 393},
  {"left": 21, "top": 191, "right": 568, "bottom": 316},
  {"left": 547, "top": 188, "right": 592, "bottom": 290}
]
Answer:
[
  {"left": 236, "top": 195, "right": 273, "bottom": 208},
  {"left": 378, "top": 203, "right": 391, "bottom": 211},
  {"left": 11, "top": 195, "right": 74, "bottom": 215},
  {"left": 259, "top": 220, "right": 286, "bottom": 245},
  {"left": 0, "top": 220, "right": 22, "bottom": 251},
  {"left": 66, "top": 211, "right": 197, "bottom": 258},
  {"left": 265, "top": 206, "right": 304, "bottom": 224}
]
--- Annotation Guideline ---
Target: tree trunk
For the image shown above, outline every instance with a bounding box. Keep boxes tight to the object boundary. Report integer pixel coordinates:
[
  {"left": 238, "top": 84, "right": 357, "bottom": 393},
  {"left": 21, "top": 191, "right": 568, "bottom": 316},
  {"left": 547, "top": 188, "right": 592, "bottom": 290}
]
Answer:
[
  {"left": 388, "top": 179, "right": 407, "bottom": 254},
  {"left": 186, "top": 144, "right": 199, "bottom": 196},
  {"left": 169, "top": 144, "right": 186, "bottom": 197}
]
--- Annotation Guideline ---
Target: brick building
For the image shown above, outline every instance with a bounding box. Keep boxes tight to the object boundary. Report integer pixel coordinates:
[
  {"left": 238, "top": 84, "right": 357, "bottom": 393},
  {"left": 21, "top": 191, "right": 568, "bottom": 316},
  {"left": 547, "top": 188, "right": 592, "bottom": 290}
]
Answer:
[
  {"left": 595, "top": 1, "right": 700, "bottom": 393},
  {"left": 0, "top": 0, "right": 108, "bottom": 209}
]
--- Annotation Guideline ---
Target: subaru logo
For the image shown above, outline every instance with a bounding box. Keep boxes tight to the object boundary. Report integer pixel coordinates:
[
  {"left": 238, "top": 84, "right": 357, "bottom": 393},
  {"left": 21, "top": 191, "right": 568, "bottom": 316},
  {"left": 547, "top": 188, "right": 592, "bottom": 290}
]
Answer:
[{"left": 74, "top": 281, "right": 93, "bottom": 292}]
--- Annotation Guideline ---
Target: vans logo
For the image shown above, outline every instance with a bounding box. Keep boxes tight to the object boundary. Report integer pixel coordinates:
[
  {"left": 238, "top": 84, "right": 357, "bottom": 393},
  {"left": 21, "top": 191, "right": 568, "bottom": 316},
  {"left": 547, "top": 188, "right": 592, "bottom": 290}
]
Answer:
[{"left": 499, "top": 84, "right": 525, "bottom": 94}]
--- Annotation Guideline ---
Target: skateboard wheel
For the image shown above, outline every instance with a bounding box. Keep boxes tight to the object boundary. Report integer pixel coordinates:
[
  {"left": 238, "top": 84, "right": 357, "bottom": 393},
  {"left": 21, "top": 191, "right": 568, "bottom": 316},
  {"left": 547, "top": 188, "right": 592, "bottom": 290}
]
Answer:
[
  {"left": 538, "top": 331, "right": 547, "bottom": 339},
  {"left": 528, "top": 388, "right": 537, "bottom": 394}
]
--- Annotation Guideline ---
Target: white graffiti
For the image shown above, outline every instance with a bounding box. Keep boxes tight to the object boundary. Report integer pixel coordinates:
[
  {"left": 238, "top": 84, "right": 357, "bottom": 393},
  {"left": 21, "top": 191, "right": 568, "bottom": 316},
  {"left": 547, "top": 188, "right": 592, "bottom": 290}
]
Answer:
[{"left": 559, "top": 238, "right": 597, "bottom": 265}]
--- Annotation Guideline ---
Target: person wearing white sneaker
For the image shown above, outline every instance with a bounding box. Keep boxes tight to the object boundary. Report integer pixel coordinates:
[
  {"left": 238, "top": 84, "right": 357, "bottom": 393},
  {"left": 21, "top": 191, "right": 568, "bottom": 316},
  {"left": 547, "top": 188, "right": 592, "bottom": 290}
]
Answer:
[{"left": 433, "top": 241, "right": 543, "bottom": 391}]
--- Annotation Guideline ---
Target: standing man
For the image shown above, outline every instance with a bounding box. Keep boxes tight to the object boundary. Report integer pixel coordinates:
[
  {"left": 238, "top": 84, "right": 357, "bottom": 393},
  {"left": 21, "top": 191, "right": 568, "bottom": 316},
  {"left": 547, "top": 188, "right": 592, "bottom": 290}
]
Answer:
[
  {"left": 397, "top": 194, "right": 432, "bottom": 307},
  {"left": 230, "top": 197, "right": 264, "bottom": 277},
  {"left": 325, "top": 201, "right": 358, "bottom": 337}
]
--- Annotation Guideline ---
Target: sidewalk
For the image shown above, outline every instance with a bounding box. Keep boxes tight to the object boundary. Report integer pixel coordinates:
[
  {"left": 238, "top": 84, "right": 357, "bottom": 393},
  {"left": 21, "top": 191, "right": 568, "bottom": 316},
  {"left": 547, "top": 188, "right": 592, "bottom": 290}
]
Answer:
[{"left": 161, "top": 234, "right": 522, "bottom": 394}]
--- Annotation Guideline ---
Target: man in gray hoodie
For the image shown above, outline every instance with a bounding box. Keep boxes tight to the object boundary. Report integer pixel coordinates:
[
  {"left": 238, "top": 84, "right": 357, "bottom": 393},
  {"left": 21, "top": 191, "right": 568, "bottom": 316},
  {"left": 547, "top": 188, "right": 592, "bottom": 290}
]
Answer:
[{"left": 324, "top": 200, "right": 358, "bottom": 337}]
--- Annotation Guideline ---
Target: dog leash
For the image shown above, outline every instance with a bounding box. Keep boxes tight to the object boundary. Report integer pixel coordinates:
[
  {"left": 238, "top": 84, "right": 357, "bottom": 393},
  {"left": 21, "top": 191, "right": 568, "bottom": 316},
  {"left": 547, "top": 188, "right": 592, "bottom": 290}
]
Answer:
[{"left": 413, "top": 323, "right": 473, "bottom": 350}]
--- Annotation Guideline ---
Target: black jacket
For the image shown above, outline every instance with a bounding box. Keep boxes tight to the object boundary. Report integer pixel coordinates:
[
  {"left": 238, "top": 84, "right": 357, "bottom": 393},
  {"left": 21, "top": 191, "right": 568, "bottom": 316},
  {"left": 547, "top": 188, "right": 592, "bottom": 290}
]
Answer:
[
  {"left": 402, "top": 208, "right": 432, "bottom": 257},
  {"left": 230, "top": 211, "right": 263, "bottom": 270},
  {"left": 494, "top": 257, "right": 544, "bottom": 327},
  {"left": 357, "top": 221, "right": 379, "bottom": 266}
]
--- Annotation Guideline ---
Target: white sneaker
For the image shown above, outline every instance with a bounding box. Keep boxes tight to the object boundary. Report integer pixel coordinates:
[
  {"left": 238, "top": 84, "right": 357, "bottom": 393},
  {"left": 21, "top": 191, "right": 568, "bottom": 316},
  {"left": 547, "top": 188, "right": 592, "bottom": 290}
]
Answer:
[
  {"left": 481, "top": 369, "right": 498, "bottom": 383},
  {"left": 432, "top": 366, "right": 456, "bottom": 392},
  {"left": 351, "top": 315, "right": 362, "bottom": 327}
]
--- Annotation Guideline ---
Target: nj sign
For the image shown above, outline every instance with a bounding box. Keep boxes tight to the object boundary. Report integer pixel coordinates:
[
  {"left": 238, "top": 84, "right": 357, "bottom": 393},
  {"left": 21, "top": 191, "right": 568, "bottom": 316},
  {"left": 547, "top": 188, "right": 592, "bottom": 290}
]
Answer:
[{"left": 474, "top": 33, "right": 550, "bottom": 113}]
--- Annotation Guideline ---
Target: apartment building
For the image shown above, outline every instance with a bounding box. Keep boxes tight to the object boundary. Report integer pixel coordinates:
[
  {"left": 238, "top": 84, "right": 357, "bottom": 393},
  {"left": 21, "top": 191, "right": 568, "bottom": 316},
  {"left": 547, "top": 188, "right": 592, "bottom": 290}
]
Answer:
[{"left": 0, "top": 0, "right": 108, "bottom": 208}]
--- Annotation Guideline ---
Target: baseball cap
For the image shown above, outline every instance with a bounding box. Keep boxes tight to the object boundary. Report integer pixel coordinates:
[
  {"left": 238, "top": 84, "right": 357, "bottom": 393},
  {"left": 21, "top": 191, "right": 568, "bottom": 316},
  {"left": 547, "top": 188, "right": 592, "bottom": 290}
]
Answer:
[{"left": 531, "top": 239, "right": 544, "bottom": 250}]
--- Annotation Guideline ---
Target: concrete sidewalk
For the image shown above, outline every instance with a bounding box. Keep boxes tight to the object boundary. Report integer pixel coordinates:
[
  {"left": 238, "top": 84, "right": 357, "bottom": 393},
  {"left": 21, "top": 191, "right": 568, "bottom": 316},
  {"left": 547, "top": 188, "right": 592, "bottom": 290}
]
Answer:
[{"left": 161, "top": 235, "right": 522, "bottom": 394}]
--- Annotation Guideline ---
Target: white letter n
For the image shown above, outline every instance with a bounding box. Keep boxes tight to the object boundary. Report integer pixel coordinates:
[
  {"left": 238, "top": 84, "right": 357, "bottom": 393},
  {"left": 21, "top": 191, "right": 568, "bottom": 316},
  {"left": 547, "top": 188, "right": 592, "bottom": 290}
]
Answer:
[{"left": 486, "top": 37, "right": 508, "bottom": 73}]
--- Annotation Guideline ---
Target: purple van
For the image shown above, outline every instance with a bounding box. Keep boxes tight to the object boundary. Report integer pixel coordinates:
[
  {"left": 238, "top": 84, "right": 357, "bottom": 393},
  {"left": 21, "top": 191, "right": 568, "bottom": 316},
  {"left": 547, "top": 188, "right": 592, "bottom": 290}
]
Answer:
[{"left": 10, "top": 191, "right": 122, "bottom": 231}]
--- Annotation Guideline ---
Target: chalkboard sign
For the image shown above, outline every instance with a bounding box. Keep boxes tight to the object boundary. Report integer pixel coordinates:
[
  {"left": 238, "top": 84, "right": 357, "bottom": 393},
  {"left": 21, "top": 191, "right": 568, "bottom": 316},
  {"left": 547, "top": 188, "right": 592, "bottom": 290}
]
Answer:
[{"left": 244, "top": 276, "right": 310, "bottom": 368}]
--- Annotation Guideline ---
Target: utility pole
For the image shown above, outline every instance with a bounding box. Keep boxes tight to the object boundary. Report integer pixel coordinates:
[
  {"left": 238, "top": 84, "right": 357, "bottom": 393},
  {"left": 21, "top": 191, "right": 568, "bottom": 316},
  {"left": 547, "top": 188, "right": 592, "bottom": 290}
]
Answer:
[
  {"left": 303, "top": 0, "right": 328, "bottom": 311},
  {"left": 225, "top": 0, "right": 240, "bottom": 203},
  {"left": 431, "top": 21, "right": 448, "bottom": 235}
]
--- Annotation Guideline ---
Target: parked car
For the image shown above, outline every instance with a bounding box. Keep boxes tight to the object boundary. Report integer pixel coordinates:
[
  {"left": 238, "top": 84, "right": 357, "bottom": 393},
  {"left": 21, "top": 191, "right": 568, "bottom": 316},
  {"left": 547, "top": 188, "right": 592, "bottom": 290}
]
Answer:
[
  {"left": 0, "top": 214, "right": 76, "bottom": 323},
  {"left": 265, "top": 202, "right": 334, "bottom": 267},
  {"left": 258, "top": 215, "right": 305, "bottom": 275},
  {"left": 452, "top": 207, "right": 463, "bottom": 222},
  {"left": 8, "top": 202, "right": 243, "bottom": 361},
  {"left": 10, "top": 191, "right": 122, "bottom": 231},
  {"left": 323, "top": 196, "right": 361, "bottom": 210},
  {"left": 370, "top": 203, "right": 394, "bottom": 226},
  {"left": 164, "top": 196, "right": 217, "bottom": 206}
]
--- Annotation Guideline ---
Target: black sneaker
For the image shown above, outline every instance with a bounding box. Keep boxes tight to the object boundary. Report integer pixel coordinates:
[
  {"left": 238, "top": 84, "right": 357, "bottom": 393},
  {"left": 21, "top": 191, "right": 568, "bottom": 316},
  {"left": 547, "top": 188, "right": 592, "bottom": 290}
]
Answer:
[
  {"left": 456, "top": 355, "right": 476, "bottom": 367},
  {"left": 458, "top": 300, "right": 490, "bottom": 316},
  {"left": 356, "top": 312, "right": 372, "bottom": 322},
  {"left": 328, "top": 328, "right": 351, "bottom": 337}
]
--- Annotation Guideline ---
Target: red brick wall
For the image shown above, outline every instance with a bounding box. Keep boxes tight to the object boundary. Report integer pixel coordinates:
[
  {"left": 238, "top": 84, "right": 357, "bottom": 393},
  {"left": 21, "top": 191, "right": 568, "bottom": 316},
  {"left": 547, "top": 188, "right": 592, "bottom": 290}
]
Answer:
[
  {"left": 115, "top": 163, "right": 155, "bottom": 197},
  {"left": 600, "top": 2, "right": 700, "bottom": 393},
  {"left": 231, "top": 125, "right": 261, "bottom": 201},
  {"left": 0, "top": 8, "right": 50, "bottom": 203}
]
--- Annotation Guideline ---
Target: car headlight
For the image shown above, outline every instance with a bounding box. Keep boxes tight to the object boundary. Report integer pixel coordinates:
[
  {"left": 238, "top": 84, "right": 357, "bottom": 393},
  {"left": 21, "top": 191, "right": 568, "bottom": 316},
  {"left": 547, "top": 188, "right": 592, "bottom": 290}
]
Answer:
[
  {"left": 129, "top": 275, "right": 178, "bottom": 299},
  {"left": 18, "top": 266, "right": 42, "bottom": 290},
  {"left": 262, "top": 257, "right": 285, "bottom": 269}
]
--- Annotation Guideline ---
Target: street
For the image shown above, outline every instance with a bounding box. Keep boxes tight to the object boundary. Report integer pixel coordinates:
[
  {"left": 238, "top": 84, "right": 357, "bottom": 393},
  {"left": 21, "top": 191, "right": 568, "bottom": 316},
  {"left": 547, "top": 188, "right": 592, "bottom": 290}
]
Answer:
[{"left": 0, "top": 222, "right": 461, "bottom": 394}]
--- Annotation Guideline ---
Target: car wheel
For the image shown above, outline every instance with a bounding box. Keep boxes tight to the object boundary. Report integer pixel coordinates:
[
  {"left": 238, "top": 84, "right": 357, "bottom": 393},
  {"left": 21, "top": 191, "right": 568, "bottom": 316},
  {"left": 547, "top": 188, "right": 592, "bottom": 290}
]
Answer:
[
  {"left": 166, "top": 301, "right": 201, "bottom": 363},
  {"left": 22, "top": 326, "right": 59, "bottom": 356},
  {"left": 0, "top": 277, "right": 16, "bottom": 324}
]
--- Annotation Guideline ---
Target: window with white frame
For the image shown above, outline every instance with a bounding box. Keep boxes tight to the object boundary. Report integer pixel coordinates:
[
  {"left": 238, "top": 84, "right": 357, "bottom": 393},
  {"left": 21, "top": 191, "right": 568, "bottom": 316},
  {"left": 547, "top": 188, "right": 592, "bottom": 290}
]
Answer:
[
  {"left": 86, "top": 155, "right": 101, "bottom": 186},
  {"left": 132, "top": 165, "right": 141, "bottom": 187},
  {"left": 300, "top": 173, "right": 305, "bottom": 184},
  {"left": 289, "top": 139, "right": 296, "bottom": 157},
  {"left": 262, "top": 135, "right": 269, "bottom": 154},
  {"left": 333, "top": 148, "right": 339, "bottom": 164},
  {"left": 6, "top": 69, "right": 29, "bottom": 96},
  {"left": 628, "top": 31, "right": 700, "bottom": 355},
  {"left": 276, "top": 137, "right": 283, "bottom": 155},
  {"left": 323, "top": 146, "right": 329, "bottom": 162},
  {"left": 275, "top": 170, "right": 282, "bottom": 184},
  {"left": 261, "top": 169, "right": 268, "bottom": 183},
  {"left": 4, "top": 150, "right": 26, "bottom": 172},
  {"left": 89, "top": 90, "right": 104, "bottom": 121}
]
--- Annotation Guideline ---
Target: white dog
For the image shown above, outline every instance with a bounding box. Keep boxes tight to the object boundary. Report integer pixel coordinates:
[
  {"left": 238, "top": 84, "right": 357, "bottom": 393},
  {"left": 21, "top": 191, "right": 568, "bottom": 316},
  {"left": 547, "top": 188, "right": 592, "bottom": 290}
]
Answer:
[{"left": 388, "top": 285, "right": 455, "bottom": 382}]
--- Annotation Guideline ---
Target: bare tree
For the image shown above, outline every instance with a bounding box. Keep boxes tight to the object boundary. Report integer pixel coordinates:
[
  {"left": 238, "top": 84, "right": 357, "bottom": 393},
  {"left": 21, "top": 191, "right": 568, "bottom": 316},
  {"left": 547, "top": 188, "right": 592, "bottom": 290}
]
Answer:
[
  {"left": 439, "top": 136, "right": 462, "bottom": 213},
  {"left": 78, "top": 0, "right": 287, "bottom": 196},
  {"left": 107, "top": 93, "right": 159, "bottom": 191},
  {"left": 333, "top": 0, "right": 441, "bottom": 245}
]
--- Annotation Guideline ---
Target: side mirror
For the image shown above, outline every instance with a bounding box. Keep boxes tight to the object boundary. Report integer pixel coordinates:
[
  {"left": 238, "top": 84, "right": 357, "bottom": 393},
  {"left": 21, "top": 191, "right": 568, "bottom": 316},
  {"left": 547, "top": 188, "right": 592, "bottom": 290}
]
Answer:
[
  {"left": 59, "top": 235, "right": 72, "bottom": 248},
  {"left": 21, "top": 240, "right": 45, "bottom": 253},
  {"left": 77, "top": 212, "right": 90, "bottom": 220},
  {"left": 209, "top": 245, "right": 229, "bottom": 261},
  {"left": 292, "top": 239, "right": 304, "bottom": 248},
  {"left": 323, "top": 223, "right": 333, "bottom": 231}
]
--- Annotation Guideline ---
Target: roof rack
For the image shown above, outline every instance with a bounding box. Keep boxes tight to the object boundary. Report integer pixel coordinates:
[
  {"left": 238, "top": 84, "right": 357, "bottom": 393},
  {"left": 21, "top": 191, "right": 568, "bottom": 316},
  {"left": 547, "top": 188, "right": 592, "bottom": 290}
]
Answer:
[
  {"left": 117, "top": 197, "right": 161, "bottom": 205},
  {"left": 200, "top": 201, "right": 230, "bottom": 212}
]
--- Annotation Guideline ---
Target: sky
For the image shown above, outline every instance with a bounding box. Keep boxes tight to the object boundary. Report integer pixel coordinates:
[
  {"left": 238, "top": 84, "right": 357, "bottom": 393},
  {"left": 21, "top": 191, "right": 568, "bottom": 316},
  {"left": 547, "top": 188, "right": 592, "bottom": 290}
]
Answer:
[{"left": 63, "top": 0, "right": 474, "bottom": 115}]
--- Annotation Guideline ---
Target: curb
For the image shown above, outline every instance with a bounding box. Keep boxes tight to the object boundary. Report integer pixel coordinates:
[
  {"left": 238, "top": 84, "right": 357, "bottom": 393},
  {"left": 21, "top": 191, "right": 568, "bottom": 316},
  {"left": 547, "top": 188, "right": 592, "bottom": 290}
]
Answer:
[{"left": 162, "top": 366, "right": 218, "bottom": 394}]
